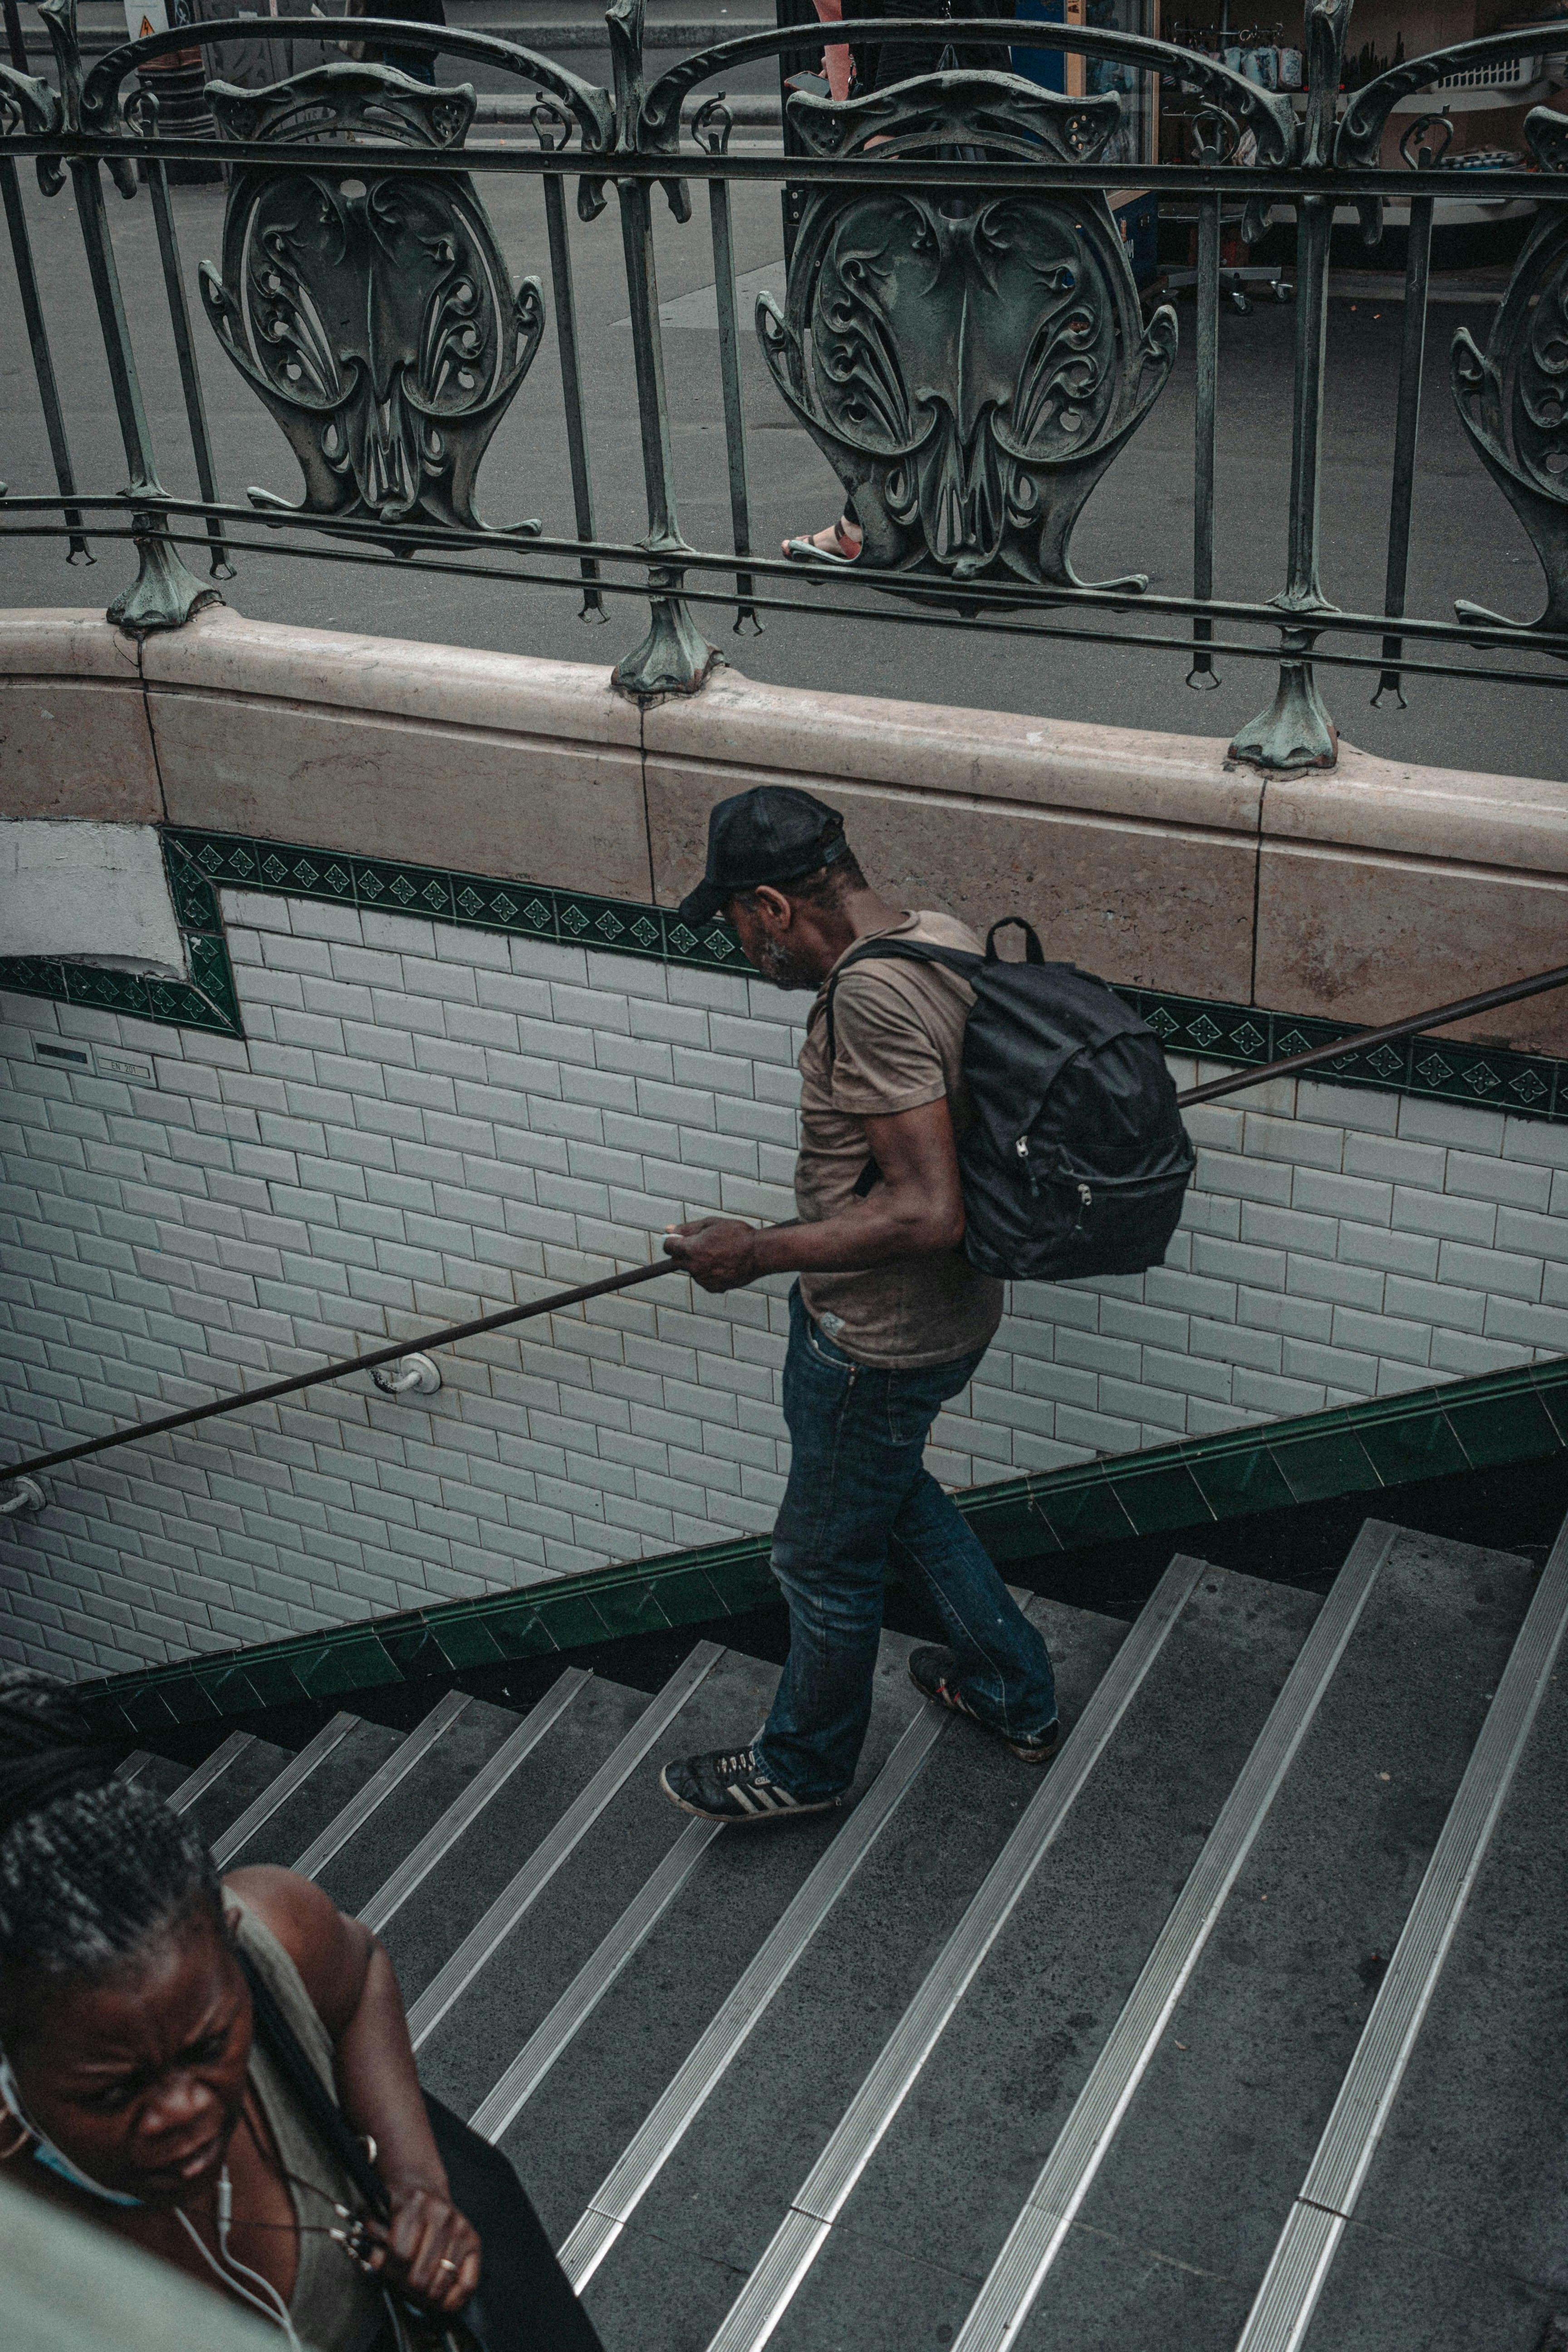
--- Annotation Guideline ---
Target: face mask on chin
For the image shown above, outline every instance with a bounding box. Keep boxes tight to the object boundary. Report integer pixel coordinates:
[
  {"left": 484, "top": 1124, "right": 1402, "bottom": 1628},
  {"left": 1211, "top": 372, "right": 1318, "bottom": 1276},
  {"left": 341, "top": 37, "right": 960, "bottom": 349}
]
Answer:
[{"left": 0, "top": 2041, "right": 143, "bottom": 2208}]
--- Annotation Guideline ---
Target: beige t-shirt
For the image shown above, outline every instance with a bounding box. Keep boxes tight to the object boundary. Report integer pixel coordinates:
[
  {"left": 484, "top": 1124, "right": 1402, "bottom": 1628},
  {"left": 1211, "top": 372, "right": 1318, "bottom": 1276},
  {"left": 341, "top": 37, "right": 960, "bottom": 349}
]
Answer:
[{"left": 795, "top": 911, "right": 1004, "bottom": 1369}]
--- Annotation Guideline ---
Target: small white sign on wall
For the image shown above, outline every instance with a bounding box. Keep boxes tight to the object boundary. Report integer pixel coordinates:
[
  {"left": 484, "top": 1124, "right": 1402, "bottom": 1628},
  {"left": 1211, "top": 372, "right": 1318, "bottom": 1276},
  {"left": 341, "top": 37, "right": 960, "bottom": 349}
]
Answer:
[
  {"left": 96, "top": 1046, "right": 158, "bottom": 1086},
  {"left": 123, "top": 0, "right": 170, "bottom": 37}
]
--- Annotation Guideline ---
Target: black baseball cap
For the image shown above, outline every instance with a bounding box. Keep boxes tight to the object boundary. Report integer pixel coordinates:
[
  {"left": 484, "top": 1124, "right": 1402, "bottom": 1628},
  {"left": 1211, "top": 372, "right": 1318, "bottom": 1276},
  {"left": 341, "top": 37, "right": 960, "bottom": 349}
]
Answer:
[{"left": 679, "top": 786, "right": 850, "bottom": 924}]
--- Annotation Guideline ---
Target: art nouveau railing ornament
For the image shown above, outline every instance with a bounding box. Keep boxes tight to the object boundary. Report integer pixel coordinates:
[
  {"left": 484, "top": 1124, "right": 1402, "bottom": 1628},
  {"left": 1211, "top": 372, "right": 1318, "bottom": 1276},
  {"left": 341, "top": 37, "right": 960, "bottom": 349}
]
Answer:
[
  {"left": 638, "top": 18, "right": 1296, "bottom": 164},
  {"left": 1337, "top": 33, "right": 1568, "bottom": 695},
  {"left": 0, "top": 0, "right": 1564, "bottom": 758},
  {"left": 756, "top": 74, "right": 1179, "bottom": 608},
  {"left": 634, "top": 10, "right": 1286, "bottom": 680},
  {"left": 1450, "top": 107, "right": 1568, "bottom": 643},
  {"left": 198, "top": 69, "right": 547, "bottom": 541}
]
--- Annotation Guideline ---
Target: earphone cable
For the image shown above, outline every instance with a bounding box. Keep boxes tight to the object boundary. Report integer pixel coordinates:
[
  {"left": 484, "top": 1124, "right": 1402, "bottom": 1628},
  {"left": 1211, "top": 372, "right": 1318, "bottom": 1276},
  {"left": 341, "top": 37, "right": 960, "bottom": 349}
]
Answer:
[{"left": 176, "top": 2169, "right": 305, "bottom": 2351}]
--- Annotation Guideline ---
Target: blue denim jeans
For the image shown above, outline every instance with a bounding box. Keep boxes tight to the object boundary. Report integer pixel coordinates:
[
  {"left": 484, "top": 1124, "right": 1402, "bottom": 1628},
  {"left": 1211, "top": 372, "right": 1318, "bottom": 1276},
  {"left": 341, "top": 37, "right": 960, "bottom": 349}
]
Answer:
[{"left": 751, "top": 1289, "right": 1058, "bottom": 1802}]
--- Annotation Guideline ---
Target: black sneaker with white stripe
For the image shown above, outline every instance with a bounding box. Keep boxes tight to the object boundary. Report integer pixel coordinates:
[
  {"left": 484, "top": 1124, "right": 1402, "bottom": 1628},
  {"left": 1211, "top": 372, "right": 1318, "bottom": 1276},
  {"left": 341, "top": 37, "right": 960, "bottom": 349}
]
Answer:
[
  {"left": 659, "top": 1746, "right": 845, "bottom": 1825},
  {"left": 908, "top": 1646, "right": 1060, "bottom": 1764}
]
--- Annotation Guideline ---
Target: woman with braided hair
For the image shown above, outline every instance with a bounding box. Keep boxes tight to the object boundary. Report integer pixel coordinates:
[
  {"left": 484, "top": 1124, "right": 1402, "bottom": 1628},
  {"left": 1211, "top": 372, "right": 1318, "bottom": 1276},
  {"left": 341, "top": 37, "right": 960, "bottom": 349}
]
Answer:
[{"left": 0, "top": 1674, "right": 595, "bottom": 2352}]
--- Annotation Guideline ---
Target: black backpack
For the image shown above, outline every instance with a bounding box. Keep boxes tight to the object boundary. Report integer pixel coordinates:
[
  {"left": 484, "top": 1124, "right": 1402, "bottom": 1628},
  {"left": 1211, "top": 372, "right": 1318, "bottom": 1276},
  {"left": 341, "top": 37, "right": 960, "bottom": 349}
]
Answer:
[{"left": 824, "top": 920, "right": 1196, "bottom": 1284}]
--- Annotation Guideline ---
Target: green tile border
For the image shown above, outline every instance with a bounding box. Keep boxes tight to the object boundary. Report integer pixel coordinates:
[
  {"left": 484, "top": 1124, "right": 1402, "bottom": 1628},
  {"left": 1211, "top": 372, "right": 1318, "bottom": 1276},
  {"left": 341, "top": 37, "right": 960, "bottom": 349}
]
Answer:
[
  {"left": 172, "top": 830, "right": 749, "bottom": 976},
  {"left": 0, "top": 837, "right": 244, "bottom": 1040},
  {"left": 1117, "top": 986, "right": 1565, "bottom": 1126},
  {"left": 79, "top": 1355, "right": 1568, "bottom": 1739},
  {"left": 0, "top": 827, "right": 1563, "bottom": 1124}
]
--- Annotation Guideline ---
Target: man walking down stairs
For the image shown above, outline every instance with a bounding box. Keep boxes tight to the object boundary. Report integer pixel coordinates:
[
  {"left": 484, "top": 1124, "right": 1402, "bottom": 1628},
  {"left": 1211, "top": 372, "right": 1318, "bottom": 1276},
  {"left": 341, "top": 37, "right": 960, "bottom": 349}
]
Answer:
[
  {"left": 658, "top": 784, "right": 1058, "bottom": 1823},
  {"left": 98, "top": 1505, "right": 1568, "bottom": 2352}
]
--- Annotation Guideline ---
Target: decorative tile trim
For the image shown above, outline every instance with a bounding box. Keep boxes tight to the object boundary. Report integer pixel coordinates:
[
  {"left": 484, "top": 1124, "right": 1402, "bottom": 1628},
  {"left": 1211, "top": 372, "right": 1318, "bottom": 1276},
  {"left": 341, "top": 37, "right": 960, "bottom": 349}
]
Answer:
[
  {"left": 175, "top": 828, "right": 748, "bottom": 974},
  {"left": 0, "top": 837, "right": 244, "bottom": 1039},
  {"left": 1117, "top": 986, "right": 1565, "bottom": 1126},
  {"left": 4, "top": 827, "right": 1563, "bottom": 1124},
  {"left": 80, "top": 1355, "right": 1568, "bottom": 1737}
]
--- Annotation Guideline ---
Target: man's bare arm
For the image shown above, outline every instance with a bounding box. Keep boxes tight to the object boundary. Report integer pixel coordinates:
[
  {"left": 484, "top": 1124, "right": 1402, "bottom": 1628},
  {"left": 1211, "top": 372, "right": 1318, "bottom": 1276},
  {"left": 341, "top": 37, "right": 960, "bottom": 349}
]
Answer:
[
  {"left": 809, "top": 0, "right": 854, "bottom": 101},
  {"left": 663, "top": 1097, "right": 964, "bottom": 1294}
]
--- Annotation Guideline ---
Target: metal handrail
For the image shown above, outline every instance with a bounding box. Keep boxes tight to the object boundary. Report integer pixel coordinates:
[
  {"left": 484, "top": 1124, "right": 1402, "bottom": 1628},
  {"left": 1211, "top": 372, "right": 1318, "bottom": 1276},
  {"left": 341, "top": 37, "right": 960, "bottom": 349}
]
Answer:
[
  {"left": 3, "top": 1259, "right": 680, "bottom": 1487},
  {"left": 1176, "top": 962, "right": 1568, "bottom": 1105},
  {"left": 4, "top": 961, "right": 1566, "bottom": 1497},
  {"left": 5, "top": 495, "right": 1568, "bottom": 658}
]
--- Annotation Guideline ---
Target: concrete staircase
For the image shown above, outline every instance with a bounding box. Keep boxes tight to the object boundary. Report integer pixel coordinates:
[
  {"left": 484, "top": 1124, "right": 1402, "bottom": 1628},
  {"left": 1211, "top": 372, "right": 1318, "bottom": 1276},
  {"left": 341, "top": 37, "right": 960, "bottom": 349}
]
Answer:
[{"left": 121, "top": 1516, "right": 1568, "bottom": 2352}]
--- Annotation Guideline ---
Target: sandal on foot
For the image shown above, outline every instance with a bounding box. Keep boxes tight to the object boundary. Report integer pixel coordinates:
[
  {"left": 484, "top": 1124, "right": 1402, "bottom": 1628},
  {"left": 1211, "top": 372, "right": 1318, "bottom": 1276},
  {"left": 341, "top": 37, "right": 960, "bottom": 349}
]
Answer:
[{"left": 782, "top": 516, "right": 862, "bottom": 565}]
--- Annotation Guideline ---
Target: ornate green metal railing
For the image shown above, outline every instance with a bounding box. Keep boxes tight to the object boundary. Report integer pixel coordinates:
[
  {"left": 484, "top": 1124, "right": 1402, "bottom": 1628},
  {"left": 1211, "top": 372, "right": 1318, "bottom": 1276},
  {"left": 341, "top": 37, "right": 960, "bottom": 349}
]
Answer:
[{"left": 0, "top": 0, "right": 1565, "bottom": 765}]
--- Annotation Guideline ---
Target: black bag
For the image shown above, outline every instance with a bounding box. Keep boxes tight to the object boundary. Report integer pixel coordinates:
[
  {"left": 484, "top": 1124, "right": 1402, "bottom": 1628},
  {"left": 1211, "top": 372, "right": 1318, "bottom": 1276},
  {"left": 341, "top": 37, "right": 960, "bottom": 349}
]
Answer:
[
  {"left": 824, "top": 920, "right": 1196, "bottom": 1284},
  {"left": 239, "top": 1952, "right": 603, "bottom": 2352}
]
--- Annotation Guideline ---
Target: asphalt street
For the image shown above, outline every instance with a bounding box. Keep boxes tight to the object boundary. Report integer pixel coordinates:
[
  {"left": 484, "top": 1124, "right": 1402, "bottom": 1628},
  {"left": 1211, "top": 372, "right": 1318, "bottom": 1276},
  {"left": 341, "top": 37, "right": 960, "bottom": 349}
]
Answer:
[{"left": 2, "top": 1, "right": 1563, "bottom": 779}]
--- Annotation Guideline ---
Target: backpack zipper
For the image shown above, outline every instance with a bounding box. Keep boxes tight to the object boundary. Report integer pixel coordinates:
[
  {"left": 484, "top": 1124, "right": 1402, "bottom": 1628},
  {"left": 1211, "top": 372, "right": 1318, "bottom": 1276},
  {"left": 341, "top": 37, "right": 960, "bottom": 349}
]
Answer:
[{"left": 1017, "top": 1139, "right": 1095, "bottom": 1224}]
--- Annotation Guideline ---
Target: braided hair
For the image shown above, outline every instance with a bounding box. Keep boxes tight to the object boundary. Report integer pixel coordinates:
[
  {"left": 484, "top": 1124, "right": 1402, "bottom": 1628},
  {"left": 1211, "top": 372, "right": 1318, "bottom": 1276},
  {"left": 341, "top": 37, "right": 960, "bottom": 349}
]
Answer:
[
  {"left": 0, "top": 1668, "right": 120, "bottom": 1826},
  {"left": 0, "top": 1672, "right": 220, "bottom": 1985}
]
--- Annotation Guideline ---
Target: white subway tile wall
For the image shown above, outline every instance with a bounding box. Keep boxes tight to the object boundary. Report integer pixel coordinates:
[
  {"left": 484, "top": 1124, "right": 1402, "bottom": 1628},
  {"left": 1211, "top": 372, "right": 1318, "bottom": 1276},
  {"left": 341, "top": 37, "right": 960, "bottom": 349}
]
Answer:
[{"left": 3, "top": 893, "right": 1566, "bottom": 1676}]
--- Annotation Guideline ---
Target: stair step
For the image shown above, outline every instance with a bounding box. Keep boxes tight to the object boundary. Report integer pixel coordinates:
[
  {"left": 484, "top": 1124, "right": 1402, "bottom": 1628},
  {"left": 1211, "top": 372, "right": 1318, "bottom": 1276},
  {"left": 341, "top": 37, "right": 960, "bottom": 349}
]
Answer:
[
  {"left": 302, "top": 1692, "right": 539, "bottom": 1916},
  {"left": 470, "top": 1813, "right": 723, "bottom": 2149},
  {"left": 1241, "top": 1520, "right": 1568, "bottom": 2352},
  {"left": 290, "top": 1689, "right": 473, "bottom": 1886},
  {"left": 985, "top": 1524, "right": 1540, "bottom": 2352},
  {"left": 358, "top": 1673, "right": 589, "bottom": 1935},
  {"left": 578, "top": 1568, "right": 1199, "bottom": 2352},
  {"left": 412, "top": 1642, "right": 774, "bottom": 2117},
  {"left": 114, "top": 1749, "right": 190, "bottom": 1802},
  {"left": 498, "top": 1622, "right": 945, "bottom": 2250},
  {"left": 373, "top": 1669, "right": 654, "bottom": 2007},
  {"left": 167, "top": 1730, "right": 295, "bottom": 1849},
  {"left": 214, "top": 1713, "right": 404, "bottom": 1871},
  {"left": 404, "top": 1647, "right": 730, "bottom": 2074}
]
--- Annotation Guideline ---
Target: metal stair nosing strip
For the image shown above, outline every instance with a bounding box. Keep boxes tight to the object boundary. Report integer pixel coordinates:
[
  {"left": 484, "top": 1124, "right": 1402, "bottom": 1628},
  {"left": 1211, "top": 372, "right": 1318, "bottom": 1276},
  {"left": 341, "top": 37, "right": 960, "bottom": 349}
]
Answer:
[
  {"left": 405, "top": 1644, "right": 726, "bottom": 2054},
  {"left": 113, "top": 1750, "right": 154, "bottom": 1784},
  {"left": 559, "top": 1695, "right": 952, "bottom": 2293},
  {"left": 700, "top": 1554, "right": 1207, "bottom": 2352},
  {"left": 469, "top": 1814, "right": 723, "bottom": 2145},
  {"left": 358, "top": 1670, "right": 591, "bottom": 1936},
  {"left": 289, "top": 1690, "right": 472, "bottom": 1882},
  {"left": 947, "top": 1521, "right": 1398, "bottom": 2352},
  {"left": 1232, "top": 1512, "right": 1568, "bottom": 2352},
  {"left": 481, "top": 1635, "right": 1082, "bottom": 2161},
  {"left": 211, "top": 1715, "right": 360, "bottom": 1872},
  {"left": 167, "top": 1729, "right": 259, "bottom": 1819}
]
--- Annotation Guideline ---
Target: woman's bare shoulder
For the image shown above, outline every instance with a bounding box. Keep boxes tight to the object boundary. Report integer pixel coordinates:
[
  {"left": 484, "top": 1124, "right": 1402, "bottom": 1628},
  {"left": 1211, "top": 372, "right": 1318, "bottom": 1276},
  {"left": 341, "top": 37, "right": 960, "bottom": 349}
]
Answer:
[{"left": 224, "top": 1866, "right": 372, "bottom": 2034}]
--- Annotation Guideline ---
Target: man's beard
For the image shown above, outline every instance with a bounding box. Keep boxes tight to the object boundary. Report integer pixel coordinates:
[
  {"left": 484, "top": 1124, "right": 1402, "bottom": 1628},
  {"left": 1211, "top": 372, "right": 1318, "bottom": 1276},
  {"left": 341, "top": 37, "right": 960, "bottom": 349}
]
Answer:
[{"left": 752, "top": 934, "right": 818, "bottom": 991}]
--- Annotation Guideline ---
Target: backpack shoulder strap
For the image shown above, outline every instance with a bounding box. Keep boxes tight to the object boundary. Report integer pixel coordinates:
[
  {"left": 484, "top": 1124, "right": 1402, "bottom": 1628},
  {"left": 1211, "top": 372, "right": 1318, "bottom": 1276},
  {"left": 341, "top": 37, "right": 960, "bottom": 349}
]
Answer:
[
  {"left": 236, "top": 1947, "right": 390, "bottom": 2220},
  {"left": 819, "top": 936, "right": 984, "bottom": 1059}
]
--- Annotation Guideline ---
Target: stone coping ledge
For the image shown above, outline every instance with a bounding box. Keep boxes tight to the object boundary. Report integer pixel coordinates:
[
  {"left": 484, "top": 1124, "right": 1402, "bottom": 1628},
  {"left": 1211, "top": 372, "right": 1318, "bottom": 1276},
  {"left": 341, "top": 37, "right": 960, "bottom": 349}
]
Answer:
[{"left": 4, "top": 605, "right": 1565, "bottom": 1054}]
